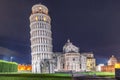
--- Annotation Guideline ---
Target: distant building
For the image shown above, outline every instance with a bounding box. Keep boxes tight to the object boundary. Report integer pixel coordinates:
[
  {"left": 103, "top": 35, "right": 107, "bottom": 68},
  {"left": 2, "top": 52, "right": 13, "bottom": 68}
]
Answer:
[
  {"left": 115, "top": 63, "right": 120, "bottom": 69},
  {"left": 81, "top": 52, "right": 96, "bottom": 71},
  {"left": 101, "top": 65, "right": 115, "bottom": 72},
  {"left": 98, "top": 55, "right": 118, "bottom": 72},
  {"left": 96, "top": 64, "right": 104, "bottom": 72},
  {"left": 108, "top": 55, "right": 118, "bottom": 65}
]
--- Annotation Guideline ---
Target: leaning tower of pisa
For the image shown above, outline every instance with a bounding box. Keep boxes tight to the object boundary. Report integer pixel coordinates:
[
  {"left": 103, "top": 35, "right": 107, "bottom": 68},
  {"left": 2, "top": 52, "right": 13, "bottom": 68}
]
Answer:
[{"left": 29, "top": 4, "right": 53, "bottom": 73}]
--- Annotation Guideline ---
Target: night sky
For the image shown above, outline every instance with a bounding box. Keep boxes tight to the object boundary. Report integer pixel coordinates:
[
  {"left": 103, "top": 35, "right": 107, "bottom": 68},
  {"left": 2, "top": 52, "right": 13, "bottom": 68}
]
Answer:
[{"left": 0, "top": 0, "right": 120, "bottom": 64}]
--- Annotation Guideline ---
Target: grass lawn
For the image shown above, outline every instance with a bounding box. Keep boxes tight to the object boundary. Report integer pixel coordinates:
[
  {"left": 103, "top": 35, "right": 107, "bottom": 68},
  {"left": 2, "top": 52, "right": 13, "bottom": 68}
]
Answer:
[
  {"left": 0, "top": 72, "right": 72, "bottom": 80},
  {"left": 0, "top": 72, "right": 115, "bottom": 80}
]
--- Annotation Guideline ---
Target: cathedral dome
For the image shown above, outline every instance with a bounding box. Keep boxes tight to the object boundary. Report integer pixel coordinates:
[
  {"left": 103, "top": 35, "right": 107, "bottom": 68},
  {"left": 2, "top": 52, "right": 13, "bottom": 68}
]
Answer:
[{"left": 63, "top": 39, "right": 79, "bottom": 53}]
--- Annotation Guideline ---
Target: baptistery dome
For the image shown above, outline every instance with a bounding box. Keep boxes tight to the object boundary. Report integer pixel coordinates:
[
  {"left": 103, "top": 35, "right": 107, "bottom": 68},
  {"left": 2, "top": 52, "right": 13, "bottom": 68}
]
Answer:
[{"left": 63, "top": 39, "right": 79, "bottom": 53}]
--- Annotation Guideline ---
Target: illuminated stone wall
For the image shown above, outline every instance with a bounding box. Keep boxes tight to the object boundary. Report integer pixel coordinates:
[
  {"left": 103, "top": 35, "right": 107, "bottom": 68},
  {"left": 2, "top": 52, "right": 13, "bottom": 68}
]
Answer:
[
  {"left": 81, "top": 53, "right": 96, "bottom": 71},
  {"left": 101, "top": 65, "right": 115, "bottom": 72},
  {"left": 18, "top": 64, "right": 32, "bottom": 71}
]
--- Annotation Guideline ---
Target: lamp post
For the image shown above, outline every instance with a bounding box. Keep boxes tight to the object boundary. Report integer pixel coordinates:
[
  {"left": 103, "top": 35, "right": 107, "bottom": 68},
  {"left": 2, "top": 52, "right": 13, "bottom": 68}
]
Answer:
[{"left": 10, "top": 57, "right": 13, "bottom": 62}]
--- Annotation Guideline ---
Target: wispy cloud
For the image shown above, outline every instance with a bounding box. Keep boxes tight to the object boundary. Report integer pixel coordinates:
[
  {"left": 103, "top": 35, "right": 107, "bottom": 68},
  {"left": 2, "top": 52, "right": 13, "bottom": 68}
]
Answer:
[{"left": 0, "top": 47, "right": 19, "bottom": 56}]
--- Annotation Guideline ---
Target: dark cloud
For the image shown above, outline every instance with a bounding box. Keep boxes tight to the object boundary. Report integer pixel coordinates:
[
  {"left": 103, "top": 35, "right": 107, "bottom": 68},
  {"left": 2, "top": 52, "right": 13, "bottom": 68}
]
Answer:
[{"left": 0, "top": 47, "right": 19, "bottom": 56}]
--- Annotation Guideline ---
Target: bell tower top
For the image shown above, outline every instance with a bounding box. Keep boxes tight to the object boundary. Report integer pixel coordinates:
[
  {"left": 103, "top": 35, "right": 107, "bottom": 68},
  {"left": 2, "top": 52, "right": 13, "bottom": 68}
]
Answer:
[{"left": 32, "top": 4, "right": 48, "bottom": 14}]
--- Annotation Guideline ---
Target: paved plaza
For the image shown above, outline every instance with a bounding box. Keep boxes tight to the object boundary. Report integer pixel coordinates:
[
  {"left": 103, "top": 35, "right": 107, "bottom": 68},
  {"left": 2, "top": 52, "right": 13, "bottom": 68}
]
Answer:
[{"left": 72, "top": 74, "right": 116, "bottom": 80}]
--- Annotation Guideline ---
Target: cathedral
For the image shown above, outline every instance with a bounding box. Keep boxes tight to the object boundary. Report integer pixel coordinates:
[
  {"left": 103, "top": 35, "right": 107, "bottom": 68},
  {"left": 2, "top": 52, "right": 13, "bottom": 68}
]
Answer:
[
  {"left": 56, "top": 39, "right": 96, "bottom": 72},
  {"left": 29, "top": 3, "right": 96, "bottom": 73},
  {"left": 57, "top": 39, "right": 81, "bottom": 72}
]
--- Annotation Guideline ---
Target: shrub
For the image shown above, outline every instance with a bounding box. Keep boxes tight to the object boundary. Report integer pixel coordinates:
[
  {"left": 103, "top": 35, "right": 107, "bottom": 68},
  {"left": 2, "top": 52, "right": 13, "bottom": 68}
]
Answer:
[{"left": 0, "top": 60, "right": 18, "bottom": 72}]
